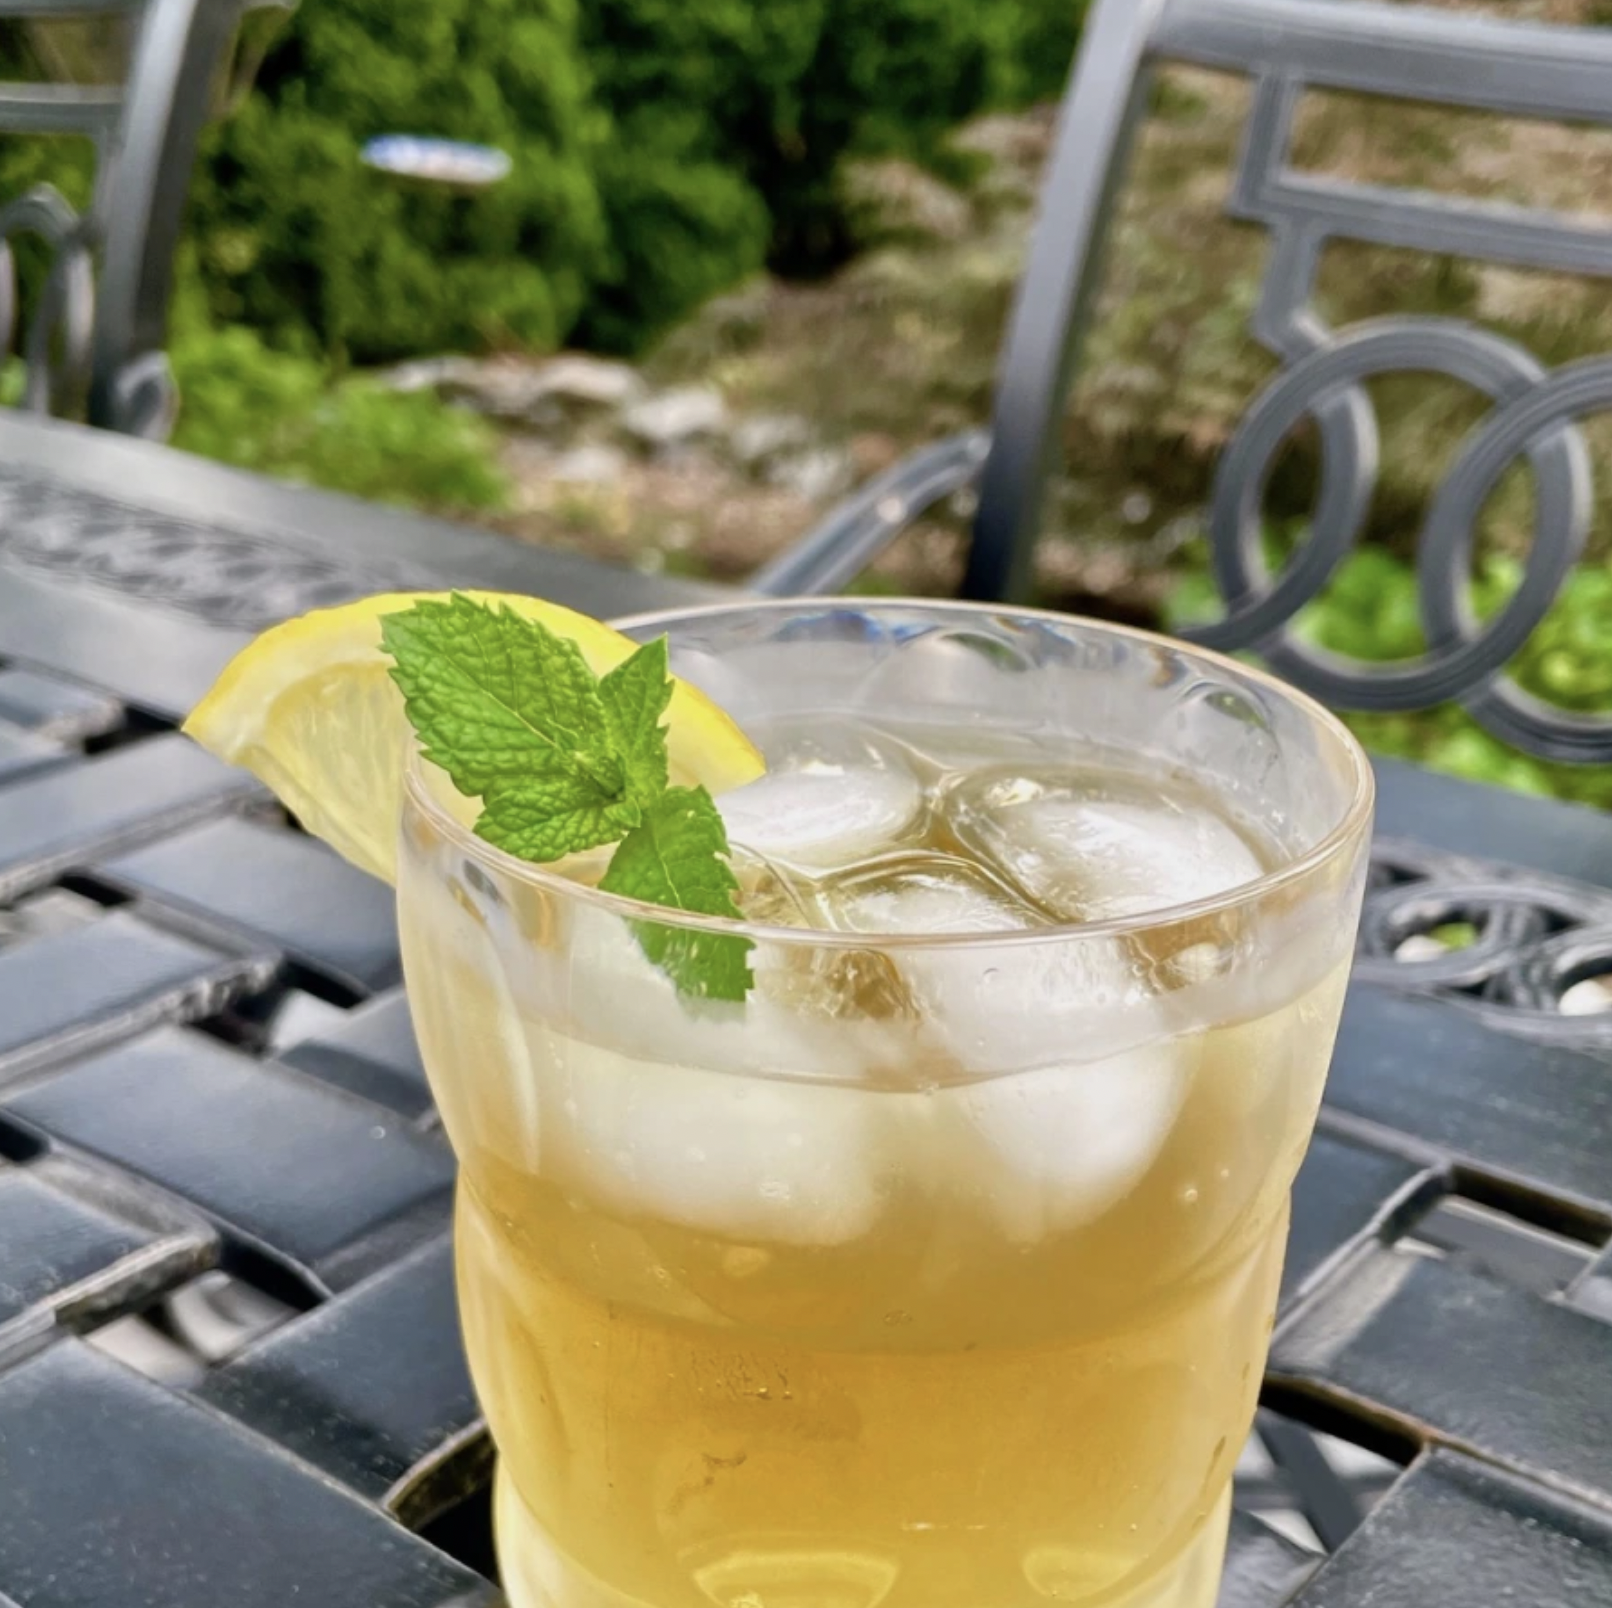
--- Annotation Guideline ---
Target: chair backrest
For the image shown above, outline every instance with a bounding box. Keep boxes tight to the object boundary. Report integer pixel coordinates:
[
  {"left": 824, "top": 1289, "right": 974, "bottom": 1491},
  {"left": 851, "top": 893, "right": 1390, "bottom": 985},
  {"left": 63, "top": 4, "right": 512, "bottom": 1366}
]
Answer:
[
  {"left": 971, "top": 0, "right": 1612, "bottom": 764},
  {"left": 0, "top": 0, "right": 277, "bottom": 438}
]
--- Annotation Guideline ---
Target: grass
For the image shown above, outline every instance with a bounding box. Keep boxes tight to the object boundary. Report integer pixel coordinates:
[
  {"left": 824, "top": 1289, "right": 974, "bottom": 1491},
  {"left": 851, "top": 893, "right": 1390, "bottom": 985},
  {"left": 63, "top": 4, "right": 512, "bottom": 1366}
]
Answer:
[{"left": 169, "top": 326, "right": 509, "bottom": 514}]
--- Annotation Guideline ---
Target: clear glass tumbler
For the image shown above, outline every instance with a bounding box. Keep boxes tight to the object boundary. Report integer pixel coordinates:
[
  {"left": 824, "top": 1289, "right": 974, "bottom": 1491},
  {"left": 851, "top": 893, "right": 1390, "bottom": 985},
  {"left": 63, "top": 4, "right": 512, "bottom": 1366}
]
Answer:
[{"left": 397, "top": 600, "right": 1374, "bottom": 1608}]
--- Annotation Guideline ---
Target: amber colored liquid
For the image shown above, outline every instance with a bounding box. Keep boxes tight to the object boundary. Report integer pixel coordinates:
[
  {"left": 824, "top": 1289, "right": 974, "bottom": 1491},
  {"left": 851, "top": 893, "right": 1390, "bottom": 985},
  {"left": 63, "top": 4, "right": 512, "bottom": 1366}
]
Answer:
[{"left": 409, "top": 940, "right": 1344, "bottom": 1608}]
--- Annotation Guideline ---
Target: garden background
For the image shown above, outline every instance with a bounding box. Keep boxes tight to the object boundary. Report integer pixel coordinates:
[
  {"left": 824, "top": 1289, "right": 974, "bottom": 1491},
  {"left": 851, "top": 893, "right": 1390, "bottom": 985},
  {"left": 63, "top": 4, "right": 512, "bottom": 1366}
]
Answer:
[{"left": 7, "top": 0, "right": 1612, "bottom": 805}]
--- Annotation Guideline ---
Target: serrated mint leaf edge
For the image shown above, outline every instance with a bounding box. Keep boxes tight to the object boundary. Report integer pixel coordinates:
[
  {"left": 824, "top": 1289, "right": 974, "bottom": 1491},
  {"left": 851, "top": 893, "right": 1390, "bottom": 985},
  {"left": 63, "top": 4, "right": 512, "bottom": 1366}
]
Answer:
[
  {"left": 379, "top": 595, "right": 623, "bottom": 798},
  {"left": 380, "top": 599, "right": 755, "bottom": 1005}
]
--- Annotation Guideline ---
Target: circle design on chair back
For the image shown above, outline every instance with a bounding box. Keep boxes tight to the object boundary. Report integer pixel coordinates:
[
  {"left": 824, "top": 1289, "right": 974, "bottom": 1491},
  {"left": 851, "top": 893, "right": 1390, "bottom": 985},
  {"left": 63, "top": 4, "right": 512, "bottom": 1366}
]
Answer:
[
  {"left": 1183, "top": 316, "right": 1611, "bottom": 760},
  {"left": 1425, "top": 357, "right": 1612, "bottom": 762}
]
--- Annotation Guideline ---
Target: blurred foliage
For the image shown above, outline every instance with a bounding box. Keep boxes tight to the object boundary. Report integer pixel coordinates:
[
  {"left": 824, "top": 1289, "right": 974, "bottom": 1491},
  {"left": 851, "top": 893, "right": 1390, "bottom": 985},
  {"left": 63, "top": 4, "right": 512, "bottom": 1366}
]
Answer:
[
  {"left": 189, "top": 0, "right": 607, "bottom": 363},
  {"left": 577, "top": 0, "right": 1081, "bottom": 330},
  {"left": 11, "top": 1, "right": 1609, "bottom": 821},
  {"left": 0, "top": 1, "right": 1086, "bottom": 514},
  {"left": 0, "top": 319, "right": 510, "bottom": 510},
  {"left": 169, "top": 325, "right": 509, "bottom": 510},
  {"left": 1169, "top": 542, "right": 1612, "bottom": 809},
  {"left": 0, "top": 1, "right": 1089, "bottom": 366}
]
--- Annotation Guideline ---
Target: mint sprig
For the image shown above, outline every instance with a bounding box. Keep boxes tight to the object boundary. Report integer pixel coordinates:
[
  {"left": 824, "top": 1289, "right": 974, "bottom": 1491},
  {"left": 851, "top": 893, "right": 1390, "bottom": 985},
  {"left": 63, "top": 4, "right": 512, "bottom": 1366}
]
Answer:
[
  {"left": 381, "top": 594, "right": 753, "bottom": 1001},
  {"left": 599, "top": 787, "right": 754, "bottom": 1002}
]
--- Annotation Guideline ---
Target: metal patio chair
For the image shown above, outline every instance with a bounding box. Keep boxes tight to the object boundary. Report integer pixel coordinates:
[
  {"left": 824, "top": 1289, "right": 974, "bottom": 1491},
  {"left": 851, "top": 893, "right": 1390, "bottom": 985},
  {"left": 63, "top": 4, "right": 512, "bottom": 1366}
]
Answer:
[
  {"left": 0, "top": 0, "right": 286, "bottom": 438},
  {"left": 759, "top": 0, "right": 1612, "bottom": 768},
  {"left": 759, "top": 0, "right": 1612, "bottom": 1545}
]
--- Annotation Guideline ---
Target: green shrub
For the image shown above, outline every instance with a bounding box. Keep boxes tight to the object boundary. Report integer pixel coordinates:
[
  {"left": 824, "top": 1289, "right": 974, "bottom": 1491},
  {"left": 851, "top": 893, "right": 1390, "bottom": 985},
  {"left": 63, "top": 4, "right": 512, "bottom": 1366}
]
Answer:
[
  {"left": 1010, "top": 0, "right": 1089, "bottom": 99},
  {"left": 577, "top": 112, "right": 772, "bottom": 354},
  {"left": 188, "top": 0, "right": 606, "bottom": 364},
  {"left": 578, "top": 0, "right": 1071, "bottom": 295},
  {"left": 169, "top": 324, "right": 509, "bottom": 511},
  {"left": 191, "top": 0, "right": 1091, "bottom": 358},
  {"left": 7, "top": 3, "right": 1092, "bottom": 362}
]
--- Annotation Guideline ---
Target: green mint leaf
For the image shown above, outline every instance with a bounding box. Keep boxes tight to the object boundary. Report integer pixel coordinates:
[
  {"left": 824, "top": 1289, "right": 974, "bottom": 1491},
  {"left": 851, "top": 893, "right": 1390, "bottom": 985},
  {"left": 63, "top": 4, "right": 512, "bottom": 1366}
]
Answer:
[
  {"left": 381, "top": 594, "right": 624, "bottom": 800},
  {"left": 599, "top": 786, "right": 754, "bottom": 1003},
  {"left": 597, "top": 635, "right": 672, "bottom": 809},
  {"left": 477, "top": 774, "right": 641, "bottom": 863},
  {"left": 382, "top": 595, "right": 756, "bottom": 1004}
]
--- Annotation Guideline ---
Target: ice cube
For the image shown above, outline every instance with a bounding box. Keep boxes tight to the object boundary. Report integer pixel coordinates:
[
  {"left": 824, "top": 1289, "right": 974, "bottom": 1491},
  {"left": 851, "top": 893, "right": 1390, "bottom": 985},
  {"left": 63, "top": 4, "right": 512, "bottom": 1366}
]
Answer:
[
  {"left": 939, "top": 1045, "right": 1192, "bottom": 1243},
  {"left": 819, "top": 853, "right": 1156, "bottom": 1064},
  {"left": 822, "top": 852, "right": 1046, "bottom": 938},
  {"left": 505, "top": 896, "right": 907, "bottom": 1082},
  {"left": 542, "top": 1045, "right": 892, "bottom": 1246},
  {"left": 819, "top": 852, "right": 1192, "bottom": 1238},
  {"left": 457, "top": 884, "right": 921, "bottom": 1247},
  {"left": 948, "top": 769, "right": 1265, "bottom": 921},
  {"left": 719, "top": 724, "right": 924, "bottom": 871}
]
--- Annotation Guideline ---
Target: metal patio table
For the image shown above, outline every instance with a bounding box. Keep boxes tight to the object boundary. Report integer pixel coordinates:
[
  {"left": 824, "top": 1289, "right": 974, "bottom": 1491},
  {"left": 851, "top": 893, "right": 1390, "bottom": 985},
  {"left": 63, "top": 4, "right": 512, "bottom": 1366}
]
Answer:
[{"left": 0, "top": 413, "right": 1609, "bottom": 1607}]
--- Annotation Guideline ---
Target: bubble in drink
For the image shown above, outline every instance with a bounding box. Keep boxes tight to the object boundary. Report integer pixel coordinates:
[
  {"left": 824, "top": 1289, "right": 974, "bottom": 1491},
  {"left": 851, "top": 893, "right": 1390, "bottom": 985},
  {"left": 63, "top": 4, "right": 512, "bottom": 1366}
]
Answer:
[{"left": 400, "top": 644, "right": 1367, "bottom": 1608}]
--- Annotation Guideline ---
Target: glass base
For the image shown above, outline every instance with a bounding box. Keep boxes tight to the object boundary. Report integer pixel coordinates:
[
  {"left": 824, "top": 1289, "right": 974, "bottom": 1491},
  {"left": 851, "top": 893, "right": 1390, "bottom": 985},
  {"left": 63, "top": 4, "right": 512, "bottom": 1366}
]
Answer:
[{"left": 495, "top": 1467, "right": 1232, "bottom": 1608}]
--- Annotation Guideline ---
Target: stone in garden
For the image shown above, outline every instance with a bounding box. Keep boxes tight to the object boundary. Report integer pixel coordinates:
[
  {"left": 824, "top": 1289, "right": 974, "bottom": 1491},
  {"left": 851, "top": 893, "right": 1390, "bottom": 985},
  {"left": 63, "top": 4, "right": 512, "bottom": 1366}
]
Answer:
[
  {"left": 530, "top": 355, "right": 646, "bottom": 411},
  {"left": 621, "top": 387, "right": 729, "bottom": 452},
  {"left": 548, "top": 444, "right": 629, "bottom": 486},
  {"left": 770, "top": 447, "right": 856, "bottom": 503},
  {"left": 730, "top": 413, "right": 814, "bottom": 469},
  {"left": 409, "top": 358, "right": 548, "bottom": 419},
  {"left": 374, "top": 356, "right": 484, "bottom": 395}
]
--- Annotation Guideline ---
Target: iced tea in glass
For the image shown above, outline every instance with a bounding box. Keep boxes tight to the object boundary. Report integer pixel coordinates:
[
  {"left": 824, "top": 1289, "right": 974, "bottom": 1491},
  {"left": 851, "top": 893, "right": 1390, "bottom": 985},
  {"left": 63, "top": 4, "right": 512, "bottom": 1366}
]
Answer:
[{"left": 398, "top": 601, "right": 1373, "bottom": 1608}]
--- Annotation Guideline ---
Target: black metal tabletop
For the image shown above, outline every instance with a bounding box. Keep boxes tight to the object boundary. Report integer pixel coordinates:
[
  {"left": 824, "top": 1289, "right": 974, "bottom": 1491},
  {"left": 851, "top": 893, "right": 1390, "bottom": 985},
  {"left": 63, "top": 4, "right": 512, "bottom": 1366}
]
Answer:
[{"left": 0, "top": 418, "right": 1609, "bottom": 1607}]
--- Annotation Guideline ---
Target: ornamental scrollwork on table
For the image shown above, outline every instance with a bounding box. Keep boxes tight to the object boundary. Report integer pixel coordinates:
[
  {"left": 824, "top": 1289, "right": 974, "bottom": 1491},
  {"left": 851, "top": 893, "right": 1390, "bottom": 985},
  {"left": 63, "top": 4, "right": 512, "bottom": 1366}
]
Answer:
[{"left": 0, "top": 463, "right": 430, "bottom": 632}]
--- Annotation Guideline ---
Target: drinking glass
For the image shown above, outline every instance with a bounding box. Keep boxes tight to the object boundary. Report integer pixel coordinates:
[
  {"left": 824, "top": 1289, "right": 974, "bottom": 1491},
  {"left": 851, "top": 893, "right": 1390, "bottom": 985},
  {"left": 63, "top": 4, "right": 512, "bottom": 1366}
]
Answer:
[{"left": 397, "top": 600, "right": 1374, "bottom": 1608}]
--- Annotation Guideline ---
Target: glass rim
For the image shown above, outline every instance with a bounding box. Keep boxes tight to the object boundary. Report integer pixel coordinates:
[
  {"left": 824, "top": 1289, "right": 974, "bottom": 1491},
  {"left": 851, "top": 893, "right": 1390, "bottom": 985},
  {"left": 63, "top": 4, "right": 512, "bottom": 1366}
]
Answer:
[{"left": 400, "top": 596, "right": 1376, "bottom": 953}]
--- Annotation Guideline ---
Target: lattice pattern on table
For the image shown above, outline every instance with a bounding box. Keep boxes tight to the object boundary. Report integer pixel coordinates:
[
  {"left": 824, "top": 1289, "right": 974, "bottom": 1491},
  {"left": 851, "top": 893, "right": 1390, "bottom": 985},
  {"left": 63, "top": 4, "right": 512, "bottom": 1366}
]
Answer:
[
  {"left": 0, "top": 465, "right": 433, "bottom": 632},
  {"left": 0, "top": 646, "right": 1608, "bottom": 1607},
  {"left": 1360, "top": 837, "right": 1612, "bottom": 1046}
]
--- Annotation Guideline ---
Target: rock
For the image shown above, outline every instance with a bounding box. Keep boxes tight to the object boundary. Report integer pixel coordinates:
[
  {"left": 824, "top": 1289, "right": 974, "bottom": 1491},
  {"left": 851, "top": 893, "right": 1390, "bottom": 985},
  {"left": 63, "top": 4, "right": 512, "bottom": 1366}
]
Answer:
[
  {"left": 621, "top": 387, "right": 729, "bottom": 452},
  {"left": 730, "top": 412, "right": 814, "bottom": 469},
  {"left": 839, "top": 158, "right": 973, "bottom": 247},
  {"left": 949, "top": 108, "right": 1057, "bottom": 170},
  {"left": 374, "top": 353, "right": 647, "bottom": 436},
  {"left": 769, "top": 447, "right": 856, "bottom": 503},
  {"left": 428, "top": 358, "right": 549, "bottom": 419},
  {"left": 548, "top": 444, "right": 629, "bottom": 485},
  {"left": 530, "top": 355, "right": 645, "bottom": 411},
  {"left": 373, "top": 356, "right": 484, "bottom": 394}
]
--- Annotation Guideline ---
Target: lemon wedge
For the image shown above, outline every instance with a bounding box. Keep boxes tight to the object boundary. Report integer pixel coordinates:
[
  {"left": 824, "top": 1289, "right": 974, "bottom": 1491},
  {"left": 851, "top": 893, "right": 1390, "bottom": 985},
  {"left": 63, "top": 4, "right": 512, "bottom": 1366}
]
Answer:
[{"left": 183, "top": 591, "right": 764, "bottom": 884}]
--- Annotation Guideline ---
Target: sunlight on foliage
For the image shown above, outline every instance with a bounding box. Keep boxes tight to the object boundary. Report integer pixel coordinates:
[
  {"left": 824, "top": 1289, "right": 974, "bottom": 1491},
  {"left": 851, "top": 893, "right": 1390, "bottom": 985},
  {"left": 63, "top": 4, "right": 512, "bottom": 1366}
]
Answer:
[
  {"left": 170, "top": 327, "right": 509, "bottom": 512},
  {"left": 1169, "top": 544, "right": 1612, "bottom": 809}
]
